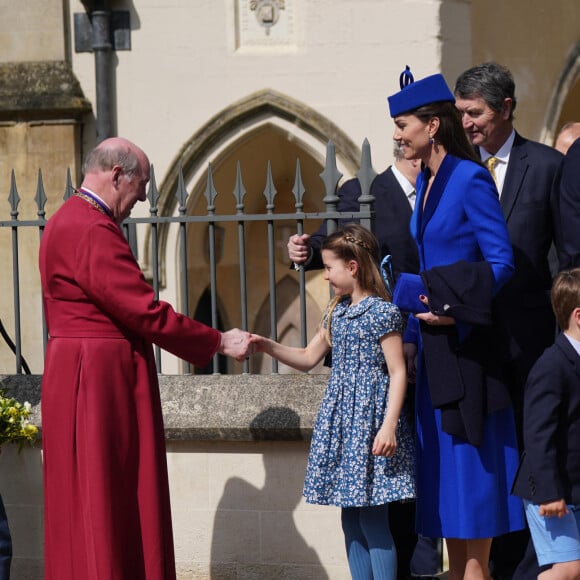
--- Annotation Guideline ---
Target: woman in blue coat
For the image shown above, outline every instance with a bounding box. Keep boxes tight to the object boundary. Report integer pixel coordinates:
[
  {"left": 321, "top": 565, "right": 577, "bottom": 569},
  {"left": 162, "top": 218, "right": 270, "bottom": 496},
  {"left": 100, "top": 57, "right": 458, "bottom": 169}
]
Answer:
[{"left": 388, "top": 68, "right": 525, "bottom": 579}]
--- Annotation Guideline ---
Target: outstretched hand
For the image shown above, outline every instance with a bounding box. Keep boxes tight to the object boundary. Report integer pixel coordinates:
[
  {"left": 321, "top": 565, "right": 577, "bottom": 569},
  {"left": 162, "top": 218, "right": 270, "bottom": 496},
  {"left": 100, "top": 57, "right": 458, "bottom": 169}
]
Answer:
[
  {"left": 249, "top": 333, "right": 269, "bottom": 353},
  {"left": 219, "top": 329, "right": 252, "bottom": 361}
]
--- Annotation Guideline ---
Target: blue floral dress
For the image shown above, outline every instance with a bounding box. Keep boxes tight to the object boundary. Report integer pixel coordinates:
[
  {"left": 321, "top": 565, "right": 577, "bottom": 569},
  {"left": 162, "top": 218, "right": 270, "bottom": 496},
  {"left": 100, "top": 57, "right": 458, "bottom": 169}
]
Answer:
[{"left": 303, "top": 295, "right": 416, "bottom": 507}]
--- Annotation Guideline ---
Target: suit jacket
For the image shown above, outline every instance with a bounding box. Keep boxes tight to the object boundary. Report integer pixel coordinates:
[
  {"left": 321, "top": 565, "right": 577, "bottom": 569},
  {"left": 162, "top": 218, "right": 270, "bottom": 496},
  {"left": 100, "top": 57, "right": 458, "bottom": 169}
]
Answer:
[
  {"left": 307, "top": 167, "right": 420, "bottom": 278},
  {"left": 494, "top": 133, "right": 563, "bottom": 381},
  {"left": 512, "top": 333, "right": 580, "bottom": 504},
  {"left": 554, "top": 137, "right": 580, "bottom": 270}
]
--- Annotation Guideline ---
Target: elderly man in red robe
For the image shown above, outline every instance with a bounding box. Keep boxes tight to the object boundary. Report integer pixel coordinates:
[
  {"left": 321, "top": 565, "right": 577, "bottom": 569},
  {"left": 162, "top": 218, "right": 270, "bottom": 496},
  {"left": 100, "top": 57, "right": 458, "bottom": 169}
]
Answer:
[{"left": 39, "top": 137, "right": 251, "bottom": 580}]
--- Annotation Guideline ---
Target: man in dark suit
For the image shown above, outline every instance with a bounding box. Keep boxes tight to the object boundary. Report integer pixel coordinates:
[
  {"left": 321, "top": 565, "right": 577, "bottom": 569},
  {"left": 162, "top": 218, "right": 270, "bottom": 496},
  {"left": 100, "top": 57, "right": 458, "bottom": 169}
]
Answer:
[
  {"left": 554, "top": 136, "right": 580, "bottom": 270},
  {"left": 454, "top": 61, "right": 564, "bottom": 580},
  {"left": 511, "top": 268, "right": 580, "bottom": 578},
  {"left": 288, "top": 147, "right": 443, "bottom": 580}
]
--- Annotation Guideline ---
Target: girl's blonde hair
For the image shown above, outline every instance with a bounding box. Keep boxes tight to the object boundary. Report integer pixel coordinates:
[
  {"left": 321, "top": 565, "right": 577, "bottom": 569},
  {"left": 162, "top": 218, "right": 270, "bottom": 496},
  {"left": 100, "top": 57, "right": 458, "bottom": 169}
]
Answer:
[{"left": 320, "top": 223, "right": 390, "bottom": 345}]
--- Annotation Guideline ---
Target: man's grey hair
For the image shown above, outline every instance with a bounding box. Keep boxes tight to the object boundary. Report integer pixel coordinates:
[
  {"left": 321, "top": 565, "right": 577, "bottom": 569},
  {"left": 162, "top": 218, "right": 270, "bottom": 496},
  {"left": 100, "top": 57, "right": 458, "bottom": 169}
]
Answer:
[
  {"left": 82, "top": 143, "right": 141, "bottom": 180},
  {"left": 454, "top": 62, "right": 517, "bottom": 120},
  {"left": 393, "top": 141, "right": 405, "bottom": 161}
]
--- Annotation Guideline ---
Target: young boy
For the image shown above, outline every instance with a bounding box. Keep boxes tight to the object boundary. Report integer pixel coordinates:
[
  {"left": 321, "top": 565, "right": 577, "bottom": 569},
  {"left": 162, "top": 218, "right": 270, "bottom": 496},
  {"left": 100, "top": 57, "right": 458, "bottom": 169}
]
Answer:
[{"left": 512, "top": 268, "right": 580, "bottom": 578}]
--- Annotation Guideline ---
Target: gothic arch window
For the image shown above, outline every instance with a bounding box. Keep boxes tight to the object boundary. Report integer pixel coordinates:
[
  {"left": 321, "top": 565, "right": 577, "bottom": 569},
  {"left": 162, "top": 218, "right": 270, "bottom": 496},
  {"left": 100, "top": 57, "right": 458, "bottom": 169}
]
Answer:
[
  {"left": 141, "top": 88, "right": 361, "bottom": 287},
  {"left": 145, "top": 90, "right": 360, "bottom": 374}
]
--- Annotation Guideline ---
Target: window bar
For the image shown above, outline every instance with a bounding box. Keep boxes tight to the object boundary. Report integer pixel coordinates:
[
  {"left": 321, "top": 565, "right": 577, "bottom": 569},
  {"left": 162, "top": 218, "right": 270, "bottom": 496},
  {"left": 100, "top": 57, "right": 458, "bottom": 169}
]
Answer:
[
  {"left": 35, "top": 169, "right": 48, "bottom": 356},
  {"left": 64, "top": 167, "right": 75, "bottom": 200},
  {"left": 175, "top": 163, "right": 191, "bottom": 374},
  {"left": 8, "top": 171, "right": 23, "bottom": 374},
  {"left": 356, "top": 138, "right": 377, "bottom": 234},
  {"left": 204, "top": 163, "right": 221, "bottom": 374},
  {"left": 147, "top": 165, "right": 162, "bottom": 372},
  {"left": 263, "top": 161, "right": 279, "bottom": 373},
  {"left": 291, "top": 158, "right": 308, "bottom": 347},
  {"left": 233, "top": 161, "right": 249, "bottom": 374},
  {"left": 320, "top": 141, "right": 342, "bottom": 237}
]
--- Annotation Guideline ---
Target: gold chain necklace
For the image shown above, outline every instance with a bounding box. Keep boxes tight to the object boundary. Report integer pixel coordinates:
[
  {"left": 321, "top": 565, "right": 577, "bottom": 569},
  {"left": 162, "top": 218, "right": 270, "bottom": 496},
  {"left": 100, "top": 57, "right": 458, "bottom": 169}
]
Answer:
[{"left": 73, "top": 190, "right": 110, "bottom": 217}]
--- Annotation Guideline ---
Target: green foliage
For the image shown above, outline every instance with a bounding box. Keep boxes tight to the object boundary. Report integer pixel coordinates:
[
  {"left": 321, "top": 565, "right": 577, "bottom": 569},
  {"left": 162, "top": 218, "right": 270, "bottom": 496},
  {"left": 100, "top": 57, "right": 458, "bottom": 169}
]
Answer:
[{"left": 0, "top": 389, "right": 38, "bottom": 452}]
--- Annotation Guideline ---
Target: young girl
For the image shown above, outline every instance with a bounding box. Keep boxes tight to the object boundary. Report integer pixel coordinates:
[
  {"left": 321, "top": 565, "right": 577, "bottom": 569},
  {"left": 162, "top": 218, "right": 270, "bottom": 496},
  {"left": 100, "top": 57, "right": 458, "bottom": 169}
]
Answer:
[{"left": 251, "top": 223, "right": 415, "bottom": 580}]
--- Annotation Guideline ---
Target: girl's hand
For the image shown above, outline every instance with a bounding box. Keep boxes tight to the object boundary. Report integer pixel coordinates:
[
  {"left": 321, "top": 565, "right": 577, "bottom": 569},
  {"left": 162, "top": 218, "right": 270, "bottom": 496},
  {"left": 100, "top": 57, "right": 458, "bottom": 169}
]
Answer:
[
  {"left": 249, "top": 333, "right": 268, "bottom": 353},
  {"left": 415, "top": 294, "right": 455, "bottom": 326},
  {"left": 372, "top": 426, "right": 397, "bottom": 457},
  {"left": 539, "top": 499, "right": 569, "bottom": 518}
]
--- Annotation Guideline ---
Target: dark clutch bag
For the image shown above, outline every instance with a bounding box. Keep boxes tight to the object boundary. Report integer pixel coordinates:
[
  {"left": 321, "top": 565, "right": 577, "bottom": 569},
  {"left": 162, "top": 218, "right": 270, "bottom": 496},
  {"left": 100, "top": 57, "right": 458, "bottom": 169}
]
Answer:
[{"left": 392, "top": 273, "right": 429, "bottom": 314}]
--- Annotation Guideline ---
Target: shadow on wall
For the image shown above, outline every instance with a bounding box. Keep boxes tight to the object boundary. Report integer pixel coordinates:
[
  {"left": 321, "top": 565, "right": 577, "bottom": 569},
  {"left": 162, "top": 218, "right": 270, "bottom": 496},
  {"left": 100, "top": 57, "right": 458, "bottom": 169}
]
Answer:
[
  {"left": 210, "top": 407, "right": 329, "bottom": 579},
  {"left": 0, "top": 444, "right": 44, "bottom": 579}
]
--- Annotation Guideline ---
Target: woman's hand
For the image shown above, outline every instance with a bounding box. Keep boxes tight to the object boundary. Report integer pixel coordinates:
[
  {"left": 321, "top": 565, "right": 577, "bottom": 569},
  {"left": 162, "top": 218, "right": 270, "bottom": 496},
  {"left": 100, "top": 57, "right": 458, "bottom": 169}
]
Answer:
[{"left": 415, "top": 294, "right": 455, "bottom": 326}]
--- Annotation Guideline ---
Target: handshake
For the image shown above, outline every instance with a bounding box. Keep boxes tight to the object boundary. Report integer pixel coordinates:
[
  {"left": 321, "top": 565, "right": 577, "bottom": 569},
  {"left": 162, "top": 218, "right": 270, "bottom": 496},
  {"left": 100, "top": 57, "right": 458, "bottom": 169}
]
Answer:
[{"left": 218, "top": 330, "right": 271, "bottom": 362}]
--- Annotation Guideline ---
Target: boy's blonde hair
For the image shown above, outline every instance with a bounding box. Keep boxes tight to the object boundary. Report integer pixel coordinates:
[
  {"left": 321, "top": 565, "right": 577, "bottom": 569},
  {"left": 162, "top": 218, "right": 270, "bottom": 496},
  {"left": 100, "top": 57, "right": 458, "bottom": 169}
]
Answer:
[{"left": 551, "top": 268, "right": 580, "bottom": 330}]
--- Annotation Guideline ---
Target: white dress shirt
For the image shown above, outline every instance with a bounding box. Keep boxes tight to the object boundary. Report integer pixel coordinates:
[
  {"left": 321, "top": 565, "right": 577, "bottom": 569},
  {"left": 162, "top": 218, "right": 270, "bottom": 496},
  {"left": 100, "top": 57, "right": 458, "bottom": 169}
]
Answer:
[
  {"left": 479, "top": 129, "right": 515, "bottom": 197},
  {"left": 391, "top": 164, "right": 416, "bottom": 209}
]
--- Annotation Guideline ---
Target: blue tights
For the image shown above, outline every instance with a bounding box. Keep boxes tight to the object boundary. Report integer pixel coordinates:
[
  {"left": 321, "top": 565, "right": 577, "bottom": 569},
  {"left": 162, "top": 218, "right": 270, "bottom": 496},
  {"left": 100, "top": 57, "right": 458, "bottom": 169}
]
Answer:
[{"left": 341, "top": 505, "right": 396, "bottom": 580}]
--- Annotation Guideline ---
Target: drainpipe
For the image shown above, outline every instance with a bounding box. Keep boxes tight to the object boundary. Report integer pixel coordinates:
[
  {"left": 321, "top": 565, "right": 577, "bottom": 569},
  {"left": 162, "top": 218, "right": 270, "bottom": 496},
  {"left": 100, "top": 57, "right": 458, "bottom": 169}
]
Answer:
[
  {"left": 91, "top": 6, "right": 114, "bottom": 142},
  {"left": 74, "top": 2, "right": 131, "bottom": 143}
]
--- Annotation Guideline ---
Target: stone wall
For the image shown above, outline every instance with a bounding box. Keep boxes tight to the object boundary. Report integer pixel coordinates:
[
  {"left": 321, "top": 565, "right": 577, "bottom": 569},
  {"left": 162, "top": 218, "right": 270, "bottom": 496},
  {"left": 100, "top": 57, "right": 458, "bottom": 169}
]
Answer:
[{"left": 0, "top": 373, "right": 352, "bottom": 579}]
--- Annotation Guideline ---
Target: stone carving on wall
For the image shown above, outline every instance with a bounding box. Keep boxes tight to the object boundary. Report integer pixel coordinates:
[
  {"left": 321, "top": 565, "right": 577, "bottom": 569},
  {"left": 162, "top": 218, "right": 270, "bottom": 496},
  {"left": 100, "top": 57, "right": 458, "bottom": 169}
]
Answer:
[
  {"left": 250, "top": 0, "right": 285, "bottom": 35},
  {"left": 236, "top": 0, "right": 295, "bottom": 49}
]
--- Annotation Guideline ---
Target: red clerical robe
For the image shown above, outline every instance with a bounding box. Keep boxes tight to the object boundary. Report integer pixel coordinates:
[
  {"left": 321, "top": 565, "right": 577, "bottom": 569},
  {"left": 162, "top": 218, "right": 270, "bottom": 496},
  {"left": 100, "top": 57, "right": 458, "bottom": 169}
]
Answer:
[{"left": 39, "top": 196, "right": 221, "bottom": 580}]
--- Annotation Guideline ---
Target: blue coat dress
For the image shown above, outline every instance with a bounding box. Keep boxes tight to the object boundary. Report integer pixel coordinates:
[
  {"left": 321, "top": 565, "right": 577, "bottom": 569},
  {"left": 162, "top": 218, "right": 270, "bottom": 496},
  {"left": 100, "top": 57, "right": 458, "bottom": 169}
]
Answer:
[{"left": 411, "top": 154, "right": 525, "bottom": 539}]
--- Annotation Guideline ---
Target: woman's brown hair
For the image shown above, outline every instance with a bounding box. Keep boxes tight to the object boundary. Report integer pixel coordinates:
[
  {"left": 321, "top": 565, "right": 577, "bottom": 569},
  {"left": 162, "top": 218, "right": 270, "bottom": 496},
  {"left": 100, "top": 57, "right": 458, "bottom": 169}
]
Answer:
[{"left": 413, "top": 101, "right": 480, "bottom": 164}]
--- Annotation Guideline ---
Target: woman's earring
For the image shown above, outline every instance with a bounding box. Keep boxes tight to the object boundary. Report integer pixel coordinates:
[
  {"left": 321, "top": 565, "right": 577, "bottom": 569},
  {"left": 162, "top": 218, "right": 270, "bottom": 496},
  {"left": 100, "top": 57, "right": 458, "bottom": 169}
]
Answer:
[{"left": 429, "top": 135, "right": 434, "bottom": 145}]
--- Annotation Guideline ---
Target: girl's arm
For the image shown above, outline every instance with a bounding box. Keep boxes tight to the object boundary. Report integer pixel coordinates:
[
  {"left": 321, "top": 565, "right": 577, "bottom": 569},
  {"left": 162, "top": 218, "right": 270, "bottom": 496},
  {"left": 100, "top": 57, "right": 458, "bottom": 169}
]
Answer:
[
  {"left": 373, "top": 331, "right": 407, "bottom": 457},
  {"left": 251, "top": 328, "right": 330, "bottom": 372}
]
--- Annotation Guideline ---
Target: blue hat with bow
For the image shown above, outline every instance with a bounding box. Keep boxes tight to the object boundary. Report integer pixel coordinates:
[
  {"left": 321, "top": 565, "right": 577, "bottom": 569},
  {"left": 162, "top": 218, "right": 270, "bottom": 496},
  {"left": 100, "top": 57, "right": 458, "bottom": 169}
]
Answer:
[{"left": 388, "top": 66, "right": 455, "bottom": 117}]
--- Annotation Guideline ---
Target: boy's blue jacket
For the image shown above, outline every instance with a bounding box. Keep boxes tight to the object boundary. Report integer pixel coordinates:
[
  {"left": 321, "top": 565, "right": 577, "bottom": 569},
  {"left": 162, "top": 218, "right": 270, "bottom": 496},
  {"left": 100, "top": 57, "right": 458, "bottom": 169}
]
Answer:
[{"left": 512, "top": 332, "right": 580, "bottom": 504}]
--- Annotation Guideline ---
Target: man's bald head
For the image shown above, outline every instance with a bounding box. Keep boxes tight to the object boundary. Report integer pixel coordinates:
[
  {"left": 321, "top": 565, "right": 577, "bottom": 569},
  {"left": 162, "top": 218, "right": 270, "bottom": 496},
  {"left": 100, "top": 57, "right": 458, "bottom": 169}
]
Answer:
[
  {"left": 555, "top": 122, "right": 580, "bottom": 155},
  {"left": 80, "top": 137, "right": 151, "bottom": 224},
  {"left": 83, "top": 137, "right": 149, "bottom": 180}
]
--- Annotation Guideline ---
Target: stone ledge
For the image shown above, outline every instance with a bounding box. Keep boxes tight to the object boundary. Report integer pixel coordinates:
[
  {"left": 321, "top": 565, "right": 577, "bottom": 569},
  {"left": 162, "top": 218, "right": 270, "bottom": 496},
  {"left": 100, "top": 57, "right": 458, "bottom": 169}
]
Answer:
[
  {"left": 0, "top": 61, "right": 92, "bottom": 121},
  {"left": 0, "top": 374, "right": 327, "bottom": 441}
]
